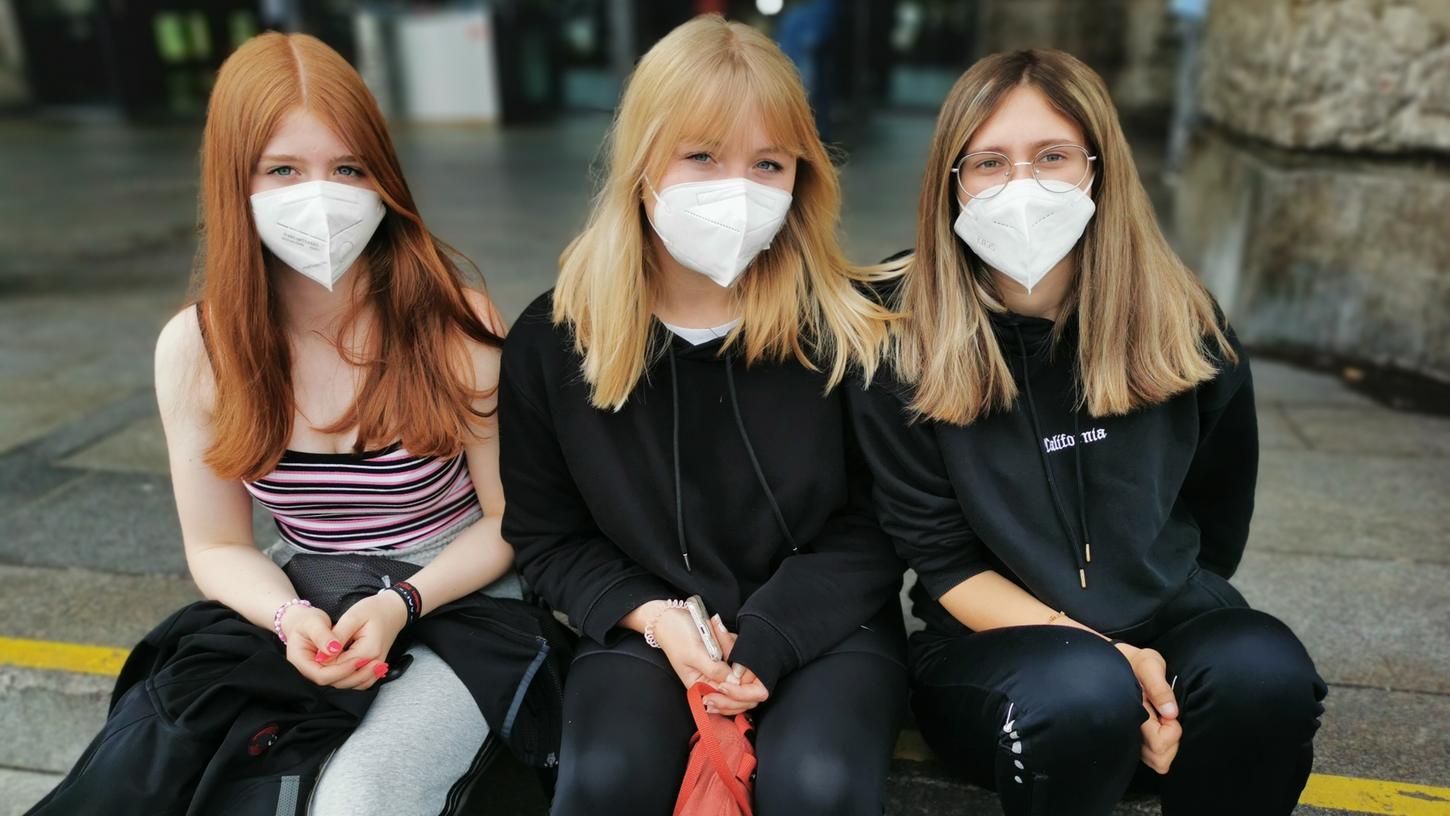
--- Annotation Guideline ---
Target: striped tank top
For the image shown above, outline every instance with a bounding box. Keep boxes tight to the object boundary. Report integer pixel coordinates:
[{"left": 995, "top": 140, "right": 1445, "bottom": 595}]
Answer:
[
  {"left": 193, "top": 303, "right": 480, "bottom": 552},
  {"left": 243, "top": 444, "right": 481, "bottom": 552}
]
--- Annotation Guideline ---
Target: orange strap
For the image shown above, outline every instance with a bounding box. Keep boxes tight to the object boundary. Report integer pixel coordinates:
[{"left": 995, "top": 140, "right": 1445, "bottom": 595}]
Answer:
[{"left": 674, "top": 682, "right": 753, "bottom": 816}]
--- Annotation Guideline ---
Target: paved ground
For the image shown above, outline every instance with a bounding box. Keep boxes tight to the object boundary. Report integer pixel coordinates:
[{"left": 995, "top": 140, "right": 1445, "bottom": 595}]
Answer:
[{"left": 0, "top": 112, "right": 1446, "bottom": 815}]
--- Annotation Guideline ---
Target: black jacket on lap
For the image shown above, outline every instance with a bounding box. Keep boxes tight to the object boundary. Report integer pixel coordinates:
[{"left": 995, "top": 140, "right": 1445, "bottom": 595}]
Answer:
[
  {"left": 28, "top": 576, "right": 573, "bottom": 816},
  {"left": 849, "top": 306, "right": 1257, "bottom": 641},
  {"left": 499, "top": 291, "right": 905, "bottom": 691}
]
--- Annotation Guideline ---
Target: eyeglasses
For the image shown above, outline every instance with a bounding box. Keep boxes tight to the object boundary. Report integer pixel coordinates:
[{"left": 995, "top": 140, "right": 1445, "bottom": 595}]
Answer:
[{"left": 951, "top": 144, "right": 1097, "bottom": 200}]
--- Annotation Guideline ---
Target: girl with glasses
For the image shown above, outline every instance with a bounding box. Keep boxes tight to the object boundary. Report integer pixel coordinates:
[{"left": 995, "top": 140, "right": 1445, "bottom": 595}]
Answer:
[{"left": 849, "top": 48, "right": 1326, "bottom": 816}]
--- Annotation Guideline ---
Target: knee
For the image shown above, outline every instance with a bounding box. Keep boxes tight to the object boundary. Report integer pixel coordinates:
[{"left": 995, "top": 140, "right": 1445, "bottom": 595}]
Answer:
[
  {"left": 759, "top": 750, "right": 881, "bottom": 816},
  {"left": 1014, "top": 636, "right": 1145, "bottom": 760},
  {"left": 554, "top": 744, "right": 649, "bottom": 810},
  {"left": 1183, "top": 610, "right": 1326, "bottom": 737},
  {"left": 310, "top": 759, "right": 405, "bottom": 815}
]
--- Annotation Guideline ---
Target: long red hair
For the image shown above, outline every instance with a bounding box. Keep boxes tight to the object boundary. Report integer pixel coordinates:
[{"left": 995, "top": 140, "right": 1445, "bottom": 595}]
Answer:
[{"left": 196, "top": 32, "right": 502, "bottom": 481}]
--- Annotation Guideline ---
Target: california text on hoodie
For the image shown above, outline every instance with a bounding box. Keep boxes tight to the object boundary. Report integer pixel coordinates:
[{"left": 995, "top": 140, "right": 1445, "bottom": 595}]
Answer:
[
  {"left": 849, "top": 307, "right": 1257, "bottom": 641},
  {"left": 499, "top": 291, "right": 905, "bottom": 691}
]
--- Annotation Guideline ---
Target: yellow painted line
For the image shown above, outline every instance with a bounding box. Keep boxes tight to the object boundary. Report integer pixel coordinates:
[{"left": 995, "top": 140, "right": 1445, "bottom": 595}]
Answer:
[
  {"left": 0, "top": 636, "right": 129, "bottom": 676},
  {"left": 4, "top": 637, "right": 1449, "bottom": 814},
  {"left": 889, "top": 732, "right": 1450, "bottom": 815},
  {"left": 1301, "top": 774, "right": 1450, "bottom": 815}
]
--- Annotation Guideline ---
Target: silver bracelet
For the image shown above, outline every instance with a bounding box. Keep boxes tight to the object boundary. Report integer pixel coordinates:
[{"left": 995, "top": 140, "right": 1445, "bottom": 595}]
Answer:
[{"left": 643, "top": 599, "right": 689, "bottom": 648}]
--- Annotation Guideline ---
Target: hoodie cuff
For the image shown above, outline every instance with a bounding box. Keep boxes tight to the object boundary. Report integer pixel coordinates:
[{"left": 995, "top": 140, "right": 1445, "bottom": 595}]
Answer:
[
  {"left": 728, "top": 615, "right": 800, "bottom": 693},
  {"left": 917, "top": 559, "right": 990, "bottom": 601},
  {"left": 580, "top": 573, "right": 678, "bottom": 646}
]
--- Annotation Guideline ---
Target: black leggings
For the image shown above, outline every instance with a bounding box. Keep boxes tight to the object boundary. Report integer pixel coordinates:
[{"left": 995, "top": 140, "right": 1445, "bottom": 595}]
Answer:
[
  {"left": 912, "top": 607, "right": 1327, "bottom": 816},
  {"left": 551, "top": 628, "right": 907, "bottom": 816}
]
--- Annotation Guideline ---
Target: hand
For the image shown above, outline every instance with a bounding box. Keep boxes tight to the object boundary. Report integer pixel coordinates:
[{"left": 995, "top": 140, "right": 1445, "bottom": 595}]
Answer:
[
  {"left": 1115, "top": 643, "right": 1181, "bottom": 773},
  {"left": 648, "top": 606, "right": 734, "bottom": 690},
  {"left": 1139, "top": 699, "right": 1182, "bottom": 774},
  {"left": 699, "top": 615, "right": 769, "bottom": 716},
  {"left": 280, "top": 604, "right": 357, "bottom": 687},
  {"left": 328, "top": 591, "right": 409, "bottom": 691}
]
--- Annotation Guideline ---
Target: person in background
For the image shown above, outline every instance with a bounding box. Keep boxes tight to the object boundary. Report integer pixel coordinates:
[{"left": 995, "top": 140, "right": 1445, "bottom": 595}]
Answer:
[{"left": 1166, "top": 0, "right": 1212, "bottom": 174}]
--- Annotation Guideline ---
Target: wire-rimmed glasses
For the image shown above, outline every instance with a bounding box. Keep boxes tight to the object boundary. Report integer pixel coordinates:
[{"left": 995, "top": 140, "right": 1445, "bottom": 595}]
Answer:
[{"left": 952, "top": 144, "right": 1097, "bottom": 200}]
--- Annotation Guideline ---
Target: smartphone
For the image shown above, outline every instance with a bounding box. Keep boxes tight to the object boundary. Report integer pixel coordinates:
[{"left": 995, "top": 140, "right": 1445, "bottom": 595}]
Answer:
[{"left": 685, "top": 595, "right": 724, "bottom": 662}]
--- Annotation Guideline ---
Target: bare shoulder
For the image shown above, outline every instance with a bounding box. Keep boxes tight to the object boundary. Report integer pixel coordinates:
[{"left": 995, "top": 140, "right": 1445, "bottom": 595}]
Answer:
[
  {"left": 457, "top": 289, "right": 504, "bottom": 397},
  {"left": 156, "top": 306, "right": 205, "bottom": 375},
  {"left": 462, "top": 288, "right": 508, "bottom": 338},
  {"left": 155, "top": 304, "right": 214, "bottom": 415}
]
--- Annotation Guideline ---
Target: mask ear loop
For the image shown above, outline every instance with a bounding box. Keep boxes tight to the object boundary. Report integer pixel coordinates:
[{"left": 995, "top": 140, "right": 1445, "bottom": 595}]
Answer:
[{"left": 639, "top": 174, "right": 670, "bottom": 242}]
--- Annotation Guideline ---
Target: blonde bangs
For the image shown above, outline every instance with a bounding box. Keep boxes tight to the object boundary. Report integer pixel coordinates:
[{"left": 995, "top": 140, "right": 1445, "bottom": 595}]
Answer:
[
  {"left": 554, "top": 15, "right": 892, "bottom": 411},
  {"left": 662, "top": 75, "right": 801, "bottom": 158}
]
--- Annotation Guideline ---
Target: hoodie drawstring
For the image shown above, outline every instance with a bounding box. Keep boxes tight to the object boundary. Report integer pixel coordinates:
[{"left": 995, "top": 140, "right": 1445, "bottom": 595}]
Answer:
[
  {"left": 667, "top": 345, "right": 691, "bottom": 572},
  {"left": 667, "top": 343, "right": 798, "bottom": 573},
  {"left": 724, "top": 358, "right": 798, "bottom": 553},
  {"left": 1014, "top": 325, "right": 1091, "bottom": 589},
  {"left": 1071, "top": 411, "right": 1093, "bottom": 565}
]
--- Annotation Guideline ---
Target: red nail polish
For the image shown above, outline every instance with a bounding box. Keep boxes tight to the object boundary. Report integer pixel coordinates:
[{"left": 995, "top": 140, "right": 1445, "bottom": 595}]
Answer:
[
  {"left": 327, "top": 641, "right": 342, "bottom": 653},
  {"left": 373, "top": 662, "right": 388, "bottom": 678},
  {"left": 355, "top": 658, "right": 371, "bottom": 670},
  {"left": 314, "top": 652, "right": 327, "bottom": 664}
]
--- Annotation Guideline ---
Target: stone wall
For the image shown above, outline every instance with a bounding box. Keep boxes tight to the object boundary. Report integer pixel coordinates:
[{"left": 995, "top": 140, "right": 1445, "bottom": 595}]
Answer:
[
  {"left": 974, "top": 0, "right": 1176, "bottom": 116},
  {"left": 1177, "top": 0, "right": 1450, "bottom": 381},
  {"left": 1200, "top": 0, "right": 1450, "bottom": 153}
]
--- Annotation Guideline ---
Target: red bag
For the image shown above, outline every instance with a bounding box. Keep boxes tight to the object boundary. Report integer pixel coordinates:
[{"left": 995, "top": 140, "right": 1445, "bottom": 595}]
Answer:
[{"left": 673, "top": 682, "right": 757, "bottom": 816}]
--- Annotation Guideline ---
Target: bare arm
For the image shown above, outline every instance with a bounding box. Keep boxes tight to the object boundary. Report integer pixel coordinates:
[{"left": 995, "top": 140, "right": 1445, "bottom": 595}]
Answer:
[
  {"left": 939, "top": 570, "right": 1097, "bottom": 633},
  {"left": 940, "top": 569, "right": 1183, "bottom": 766},
  {"left": 156, "top": 307, "right": 305, "bottom": 628},
  {"left": 397, "top": 290, "right": 515, "bottom": 613},
  {"left": 156, "top": 308, "right": 355, "bottom": 684}
]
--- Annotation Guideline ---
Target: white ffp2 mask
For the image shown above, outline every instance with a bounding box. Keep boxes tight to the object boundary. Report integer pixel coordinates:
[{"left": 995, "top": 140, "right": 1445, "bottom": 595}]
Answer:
[
  {"left": 953, "top": 178, "right": 1095, "bottom": 294},
  {"left": 646, "top": 177, "right": 793, "bottom": 288},
  {"left": 250, "top": 180, "right": 386, "bottom": 291}
]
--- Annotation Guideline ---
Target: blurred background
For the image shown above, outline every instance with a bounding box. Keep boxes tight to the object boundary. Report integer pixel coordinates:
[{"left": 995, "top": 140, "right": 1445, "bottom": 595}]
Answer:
[{"left": 0, "top": 1, "right": 1446, "bottom": 814}]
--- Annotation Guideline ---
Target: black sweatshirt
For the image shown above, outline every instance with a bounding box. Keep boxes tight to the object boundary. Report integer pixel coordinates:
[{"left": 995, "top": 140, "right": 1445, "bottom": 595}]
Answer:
[
  {"left": 499, "top": 291, "right": 904, "bottom": 690},
  {"left": 848, "top": 308, "right": 1257, "bottom": 639}
]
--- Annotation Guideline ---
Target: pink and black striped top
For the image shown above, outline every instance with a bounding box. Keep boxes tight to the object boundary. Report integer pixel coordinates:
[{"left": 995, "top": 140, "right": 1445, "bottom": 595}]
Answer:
[{"left": 244, "top": 443, "right": 481, "bottom": 552}]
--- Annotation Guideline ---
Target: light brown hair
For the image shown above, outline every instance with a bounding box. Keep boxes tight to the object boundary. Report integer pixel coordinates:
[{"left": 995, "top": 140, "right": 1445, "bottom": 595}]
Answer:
[{"left": 892, "top": 48, "right": 1233, "bottom": 425}]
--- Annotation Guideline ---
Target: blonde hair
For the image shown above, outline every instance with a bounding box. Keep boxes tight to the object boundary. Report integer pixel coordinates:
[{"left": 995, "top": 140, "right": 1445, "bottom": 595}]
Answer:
[
  {"left": 553, "top": 15, "right": 891, "bottom": 410},
  {"left": 892, "top": 48, "right": 1233, "bottom": 425}
]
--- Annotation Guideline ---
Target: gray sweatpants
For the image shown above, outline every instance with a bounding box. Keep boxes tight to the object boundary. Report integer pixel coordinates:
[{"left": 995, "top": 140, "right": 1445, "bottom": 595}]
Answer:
[{"left": 266, "top": 511, "right": 525, "bottom": 815}]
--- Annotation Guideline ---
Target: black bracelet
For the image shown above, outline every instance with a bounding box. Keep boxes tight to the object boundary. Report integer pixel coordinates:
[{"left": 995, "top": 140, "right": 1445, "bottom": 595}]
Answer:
[{"left": 386, "top": 581, "right": 422, "bottom": 625}]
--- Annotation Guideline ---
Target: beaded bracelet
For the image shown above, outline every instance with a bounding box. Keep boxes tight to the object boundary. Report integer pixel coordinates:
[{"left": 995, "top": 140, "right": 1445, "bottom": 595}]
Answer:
[
  {"left": 380, "top": 581, "right": 423, "bottom": 626},
  {"left": 273, "top": 598, "right": 312, "bottom": 644},
  {"left": 643, "top": 599, "right": 689, "bottom": 649}
]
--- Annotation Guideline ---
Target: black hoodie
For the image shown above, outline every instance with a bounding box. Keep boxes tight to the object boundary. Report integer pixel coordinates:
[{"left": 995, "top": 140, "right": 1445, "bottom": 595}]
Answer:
[
  {"left": 499, "top": 291, "right": 904, "bottom": 690},
  {"left": 848, "top": 307, "right": 1256, "bottom": 640}
]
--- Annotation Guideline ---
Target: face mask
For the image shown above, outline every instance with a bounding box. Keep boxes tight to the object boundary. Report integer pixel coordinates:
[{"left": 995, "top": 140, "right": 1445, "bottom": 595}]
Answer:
[
  {"left": 250, "top": 180, "right": 386, "bottom": 291},
  {"left": 952, "top": 177, "right": 1095, "bottom": 294},
  {"left": 646, "top": 177, "right": 793, "bottom": 288}
]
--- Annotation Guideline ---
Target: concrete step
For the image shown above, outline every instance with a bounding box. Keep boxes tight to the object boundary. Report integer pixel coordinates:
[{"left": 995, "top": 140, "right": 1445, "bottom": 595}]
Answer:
[
  {"left": 3, "top": 568, "right": 1446, "bottom": 815},
  {"left": 8, "top": 654, "right": 1438, "bottom": 816}
]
